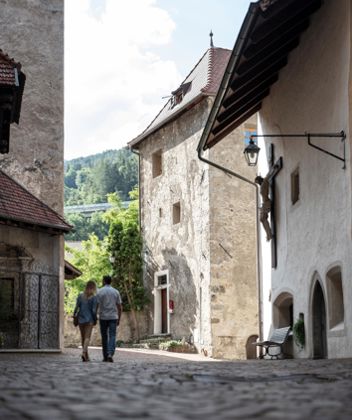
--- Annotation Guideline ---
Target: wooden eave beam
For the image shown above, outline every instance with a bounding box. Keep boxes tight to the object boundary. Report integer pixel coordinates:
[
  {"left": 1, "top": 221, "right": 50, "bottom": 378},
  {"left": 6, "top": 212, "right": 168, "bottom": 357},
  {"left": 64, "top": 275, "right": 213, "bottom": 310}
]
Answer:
[
  {"left": 230, "top": 56, "right": 288, "bottom": 92},
  {"left": 222, "top": 73, "right": 278, "bottom": 112},
  {"left": 244, "top": 18, "right": 310, "bottom": 60},
  {"left": 251, "top": 0, "right": 321, "bottom": 43},
  {"left": 206, "top": 103, "right": 262, "bottom": 150},
  {"left": 0, "top": 218, "right": 67, "bottom": 235},
  {"left": 236, "top": 37, "right": 300, "bottom": 77},
  {"left": 213, "top": 90, "right": 267, "bottom": 135}
]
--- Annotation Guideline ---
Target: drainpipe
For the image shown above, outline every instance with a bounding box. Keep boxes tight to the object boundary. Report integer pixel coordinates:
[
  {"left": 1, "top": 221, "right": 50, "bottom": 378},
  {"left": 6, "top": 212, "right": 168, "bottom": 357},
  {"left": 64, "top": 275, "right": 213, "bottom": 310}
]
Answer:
[{"left": 197, "top": 146, "right": 263, "bottom": 342}]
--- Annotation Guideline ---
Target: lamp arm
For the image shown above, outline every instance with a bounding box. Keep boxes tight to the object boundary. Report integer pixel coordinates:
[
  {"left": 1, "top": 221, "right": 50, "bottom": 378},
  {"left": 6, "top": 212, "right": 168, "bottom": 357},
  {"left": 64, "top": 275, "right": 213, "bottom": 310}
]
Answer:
[{"left": 250, "top": 131, "right": 346, "bottom": 169}]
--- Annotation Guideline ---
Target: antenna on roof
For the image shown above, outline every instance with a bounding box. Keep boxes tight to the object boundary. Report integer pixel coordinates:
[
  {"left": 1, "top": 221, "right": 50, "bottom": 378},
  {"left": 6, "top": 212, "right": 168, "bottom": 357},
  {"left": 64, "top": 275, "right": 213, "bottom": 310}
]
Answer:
[{"left": 209, "top": 30, "right": 214, "bottom": 48}]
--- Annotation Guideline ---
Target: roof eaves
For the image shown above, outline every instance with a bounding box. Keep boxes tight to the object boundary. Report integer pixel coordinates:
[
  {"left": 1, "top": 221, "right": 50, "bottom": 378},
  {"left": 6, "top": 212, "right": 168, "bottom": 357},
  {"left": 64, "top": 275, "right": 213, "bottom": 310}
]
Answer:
[
  {"left": 129, "top": 49, "right": 212, "bottom": 149},
  {"left": 0, "top": 170, "right": 73, "bottom": 232},
  {"left": 129, "top": 92, "right": 208, "bottom": 148},
  {"left": 197, "top": 2, "right": 261, "bottom": 152}
]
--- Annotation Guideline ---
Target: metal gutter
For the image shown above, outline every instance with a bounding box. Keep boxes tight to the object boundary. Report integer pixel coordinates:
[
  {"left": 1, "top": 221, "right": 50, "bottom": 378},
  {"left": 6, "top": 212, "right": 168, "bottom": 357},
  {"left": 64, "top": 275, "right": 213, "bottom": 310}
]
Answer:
[{"left": 196, "top": 3, "right": 264, "bottom": 342}]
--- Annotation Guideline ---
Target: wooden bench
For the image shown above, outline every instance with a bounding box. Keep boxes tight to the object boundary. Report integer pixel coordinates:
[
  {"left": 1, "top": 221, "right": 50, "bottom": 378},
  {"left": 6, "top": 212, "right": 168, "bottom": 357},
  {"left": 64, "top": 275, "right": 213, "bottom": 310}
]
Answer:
[{"left": 254, "top": 326, "right": 291, "bottom": 359}]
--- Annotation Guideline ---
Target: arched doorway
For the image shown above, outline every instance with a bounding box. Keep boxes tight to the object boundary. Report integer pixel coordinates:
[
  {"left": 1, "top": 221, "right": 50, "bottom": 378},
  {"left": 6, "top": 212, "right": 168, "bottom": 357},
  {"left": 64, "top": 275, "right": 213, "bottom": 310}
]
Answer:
[
  {"left": 273, "top": 292, "right": 293, "bottom": 328},
  {"left": 273, "top": 292, "right": 293, "bottom": 357},
  {"left": 246, "top": 335, "right": 259, "bottom": 359},
  {"left": 312, "top": 281, "right": 327, "bottom": 359}
]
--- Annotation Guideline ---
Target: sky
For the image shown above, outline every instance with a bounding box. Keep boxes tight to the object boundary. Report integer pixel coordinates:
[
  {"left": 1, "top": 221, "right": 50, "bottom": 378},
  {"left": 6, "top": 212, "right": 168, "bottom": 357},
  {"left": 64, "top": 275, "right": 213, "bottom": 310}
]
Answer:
[{"left": 64, "top": 0, "right": 253, "bottom": 160}]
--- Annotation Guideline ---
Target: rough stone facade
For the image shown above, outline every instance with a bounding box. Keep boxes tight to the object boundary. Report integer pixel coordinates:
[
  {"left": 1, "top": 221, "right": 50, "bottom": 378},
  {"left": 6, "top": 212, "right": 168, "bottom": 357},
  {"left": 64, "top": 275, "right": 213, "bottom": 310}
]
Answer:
[
  {"left": 0, "top": 0, "right": 64, "bottom": 213},
  {"left": 137, "top": 96, "right": 258, "bottom": 359},
  {"left": 258, "top": 0, "right": 352, "bottom": 358},
  {"left": 208, "top": 117, "right": 258, "bottom": 358},
  {"left": 0, "top": 0, "right": 64, "bottom": 349}
]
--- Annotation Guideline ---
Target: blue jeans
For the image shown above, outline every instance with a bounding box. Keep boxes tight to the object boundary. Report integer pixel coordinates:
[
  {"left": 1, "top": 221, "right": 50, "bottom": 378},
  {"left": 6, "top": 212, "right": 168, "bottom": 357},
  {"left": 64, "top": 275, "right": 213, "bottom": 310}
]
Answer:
[{"left": 100, "top": 319, "right": 118, "bottom": 358}]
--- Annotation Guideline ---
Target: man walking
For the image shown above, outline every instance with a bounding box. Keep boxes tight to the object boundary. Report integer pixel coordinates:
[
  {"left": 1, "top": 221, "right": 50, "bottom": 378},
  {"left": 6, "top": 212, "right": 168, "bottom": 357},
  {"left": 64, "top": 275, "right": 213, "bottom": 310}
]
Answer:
[{"left": 97, "top": 275, "right": 122, "bottom": 362}]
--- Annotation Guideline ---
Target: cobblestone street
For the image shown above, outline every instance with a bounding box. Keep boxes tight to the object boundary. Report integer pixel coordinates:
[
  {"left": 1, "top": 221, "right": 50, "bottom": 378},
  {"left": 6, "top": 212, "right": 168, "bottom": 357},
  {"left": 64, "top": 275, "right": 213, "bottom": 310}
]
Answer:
[{"left": 0, "top": 348, "right": 352, "bottom": 419}]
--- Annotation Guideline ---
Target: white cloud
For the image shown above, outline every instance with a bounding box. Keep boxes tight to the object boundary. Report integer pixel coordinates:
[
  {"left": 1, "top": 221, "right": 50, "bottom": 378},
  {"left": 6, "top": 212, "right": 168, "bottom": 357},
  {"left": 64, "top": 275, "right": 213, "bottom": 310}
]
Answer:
[{"left": 65, "top": 0, "right": 182, "bottom": 159}]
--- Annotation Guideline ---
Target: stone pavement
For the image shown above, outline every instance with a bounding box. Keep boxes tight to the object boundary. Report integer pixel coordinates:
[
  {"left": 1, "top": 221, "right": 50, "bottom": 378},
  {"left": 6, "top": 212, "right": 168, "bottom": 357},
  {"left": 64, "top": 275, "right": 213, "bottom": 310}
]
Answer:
[{"left": 0, "top": 348, "right": 352, "bottom": 419}]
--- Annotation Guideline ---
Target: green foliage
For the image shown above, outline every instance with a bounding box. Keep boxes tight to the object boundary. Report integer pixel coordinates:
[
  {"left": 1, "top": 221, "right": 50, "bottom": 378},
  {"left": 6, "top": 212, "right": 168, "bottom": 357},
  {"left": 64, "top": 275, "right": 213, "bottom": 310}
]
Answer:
[
  {"left": 64, "top": 190, "right": 146, "bottom": 318},
  {"left": 64, "top": 212, "right": 109, "bottom": 241},
  {"left": 64, "top": 148, "right": 138, "bottom": 205},
  {"left": 107, "top": 191, "right": 147, "bottom": 313},
  {"left": 64, "top": 235, "right": 111, "bottom": 314},
  {"left": 293, "top": 318, "right": 305, "bottom": 348},
  {"left": 159, "top": 340, "right": 197, "bottom": 353}
]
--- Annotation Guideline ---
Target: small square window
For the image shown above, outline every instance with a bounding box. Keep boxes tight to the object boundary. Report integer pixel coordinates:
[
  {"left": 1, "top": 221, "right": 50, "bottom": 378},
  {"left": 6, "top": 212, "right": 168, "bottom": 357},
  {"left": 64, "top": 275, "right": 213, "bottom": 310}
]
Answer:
[
  {"left": 173, "top": 202, "right": 181, "bottom": 224},
  {"left": 152, "top": 150, "right": 162, "bottom": 178},
  {"left": 291, "top": 169, "right": 299, "bottom": 205},
  {"left": 157, "top": 275, "right": 167, "bottom": 286}
]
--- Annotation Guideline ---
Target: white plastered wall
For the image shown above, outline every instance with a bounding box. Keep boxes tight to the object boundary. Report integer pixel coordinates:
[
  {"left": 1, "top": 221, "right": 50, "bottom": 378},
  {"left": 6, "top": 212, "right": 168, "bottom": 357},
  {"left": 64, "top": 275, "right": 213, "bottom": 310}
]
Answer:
[{"left": 258, "top": 0, "right": 352, "bottom": 358}]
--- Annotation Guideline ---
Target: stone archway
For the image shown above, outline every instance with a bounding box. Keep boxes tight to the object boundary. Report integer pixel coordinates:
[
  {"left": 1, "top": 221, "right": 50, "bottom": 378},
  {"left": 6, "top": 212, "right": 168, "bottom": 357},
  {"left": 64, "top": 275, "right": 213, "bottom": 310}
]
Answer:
[
  {"left": 273, "top": 292, "right": 293, "bottom": 357},
  {"left": 246, "top": 334, "right": 259, "bottom": 359},
  {"left": 273, "top": 292, "right": 293, "bottom": 328},
  {"left": 312, "top": 281, "right": 327, "bottom": 359}
]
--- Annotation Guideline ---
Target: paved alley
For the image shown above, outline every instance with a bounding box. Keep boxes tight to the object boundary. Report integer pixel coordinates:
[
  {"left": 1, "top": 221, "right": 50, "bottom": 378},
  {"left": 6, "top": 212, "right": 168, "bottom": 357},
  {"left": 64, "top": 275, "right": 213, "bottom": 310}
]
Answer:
[{"left": 0, "top": 348, "right": 352, "bottom": 419}]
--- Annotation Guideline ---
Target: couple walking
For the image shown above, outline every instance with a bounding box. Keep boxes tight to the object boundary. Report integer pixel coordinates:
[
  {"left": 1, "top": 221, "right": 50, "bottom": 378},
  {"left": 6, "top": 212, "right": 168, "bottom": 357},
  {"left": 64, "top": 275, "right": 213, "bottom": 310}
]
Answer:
[{"left": 74, "top": 275, "right": 122, "bottom": 362}]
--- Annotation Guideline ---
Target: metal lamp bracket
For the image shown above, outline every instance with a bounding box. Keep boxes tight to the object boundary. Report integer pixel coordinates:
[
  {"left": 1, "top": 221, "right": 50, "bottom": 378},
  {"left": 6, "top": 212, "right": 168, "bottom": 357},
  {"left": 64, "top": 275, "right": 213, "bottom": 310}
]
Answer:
[{"left": 250, "top": 131, "right": 346, "bottom": 169}]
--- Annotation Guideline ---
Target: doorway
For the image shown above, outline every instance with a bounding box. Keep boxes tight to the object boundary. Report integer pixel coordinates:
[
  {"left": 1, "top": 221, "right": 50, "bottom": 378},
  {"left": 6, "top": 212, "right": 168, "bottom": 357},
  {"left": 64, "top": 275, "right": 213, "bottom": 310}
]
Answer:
[
  {"left": 153, "top": 271, "right": 170, "bottom": 335},
  {"left": 273, "top": 292, "right": 293, "bottom": 357},
  {"left": 312, "top": 281, "right": 327, "bottom": 358},
  {"left": 0, "top": 278, "right": 20, "bottom": 348}
]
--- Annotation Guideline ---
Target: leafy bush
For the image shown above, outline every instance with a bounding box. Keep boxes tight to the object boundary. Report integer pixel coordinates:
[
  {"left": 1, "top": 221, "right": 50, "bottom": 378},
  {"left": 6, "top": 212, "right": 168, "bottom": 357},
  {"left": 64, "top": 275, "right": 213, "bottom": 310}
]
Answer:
[
  {"left": 159, "top": 339, "right": 197, "bottom": 353},
  {"left": 293, "top": 318, "right": 305, "bottom": 348}
]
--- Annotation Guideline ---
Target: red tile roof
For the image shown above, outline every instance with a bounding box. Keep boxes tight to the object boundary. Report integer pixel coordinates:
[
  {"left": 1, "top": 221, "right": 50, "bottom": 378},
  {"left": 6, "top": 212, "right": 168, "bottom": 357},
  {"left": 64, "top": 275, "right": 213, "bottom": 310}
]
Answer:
[
  {"left": 0, "top": 49, "right": 21, "bottom": 87},
  {"left": 129, "top": 47, "right": 231, "bottom": 147},
  {"left": 0, "top": 170, "right": 72, "bottom": 233}
]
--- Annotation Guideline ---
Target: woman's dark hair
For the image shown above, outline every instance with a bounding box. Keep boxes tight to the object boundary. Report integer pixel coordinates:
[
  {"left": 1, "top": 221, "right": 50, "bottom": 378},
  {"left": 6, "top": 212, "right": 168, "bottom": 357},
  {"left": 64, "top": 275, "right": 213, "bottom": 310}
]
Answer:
[{"left": 103, "top": 275, "right": 112, "bottom": 285}]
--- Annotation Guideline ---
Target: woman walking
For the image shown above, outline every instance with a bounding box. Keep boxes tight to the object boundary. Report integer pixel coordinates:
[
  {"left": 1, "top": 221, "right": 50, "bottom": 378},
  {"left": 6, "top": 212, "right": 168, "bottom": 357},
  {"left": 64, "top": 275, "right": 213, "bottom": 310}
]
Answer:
[{"left": 74, "top": 280, "right": 98, "bottom": 362}]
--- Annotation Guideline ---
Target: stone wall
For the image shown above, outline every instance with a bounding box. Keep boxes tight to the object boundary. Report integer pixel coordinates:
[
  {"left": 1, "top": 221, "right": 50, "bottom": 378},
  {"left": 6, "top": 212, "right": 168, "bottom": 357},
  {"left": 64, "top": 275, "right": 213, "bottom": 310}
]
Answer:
[
  {"left": 0, "top": 0, "right": 65, "bottom": 350},
  {"left": 209, "top": 113, "right": 258, "bottom": 359},
  {"left": 138, "top": 98, "right": 258, "bottom": 359},
  {"left": 139, "top": 99, "right": 212, "bottom": 347},
  {"left": 0, "top": 0, "right": 64, "bottom": 213}
]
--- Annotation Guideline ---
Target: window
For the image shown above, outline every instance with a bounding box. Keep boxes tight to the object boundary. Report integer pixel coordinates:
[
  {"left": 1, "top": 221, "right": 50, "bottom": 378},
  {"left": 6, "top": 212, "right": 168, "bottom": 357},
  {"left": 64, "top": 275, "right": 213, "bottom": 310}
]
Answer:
[
  {"left": 159, "top": 208, "right": 163, "bottom": 218},
  {"left": 173, "top": 202, "right": 181, "bottom": 224},
  {"left": 326, "top": 266, "right": 344, "bottom": 329},
  {"left": 152, "top": 150, "right": 162, "bottom": 178},
  {"left": 157, "top": 275, "right": 167, "bottom": 286},
  {"left": 291, "top": 168, "right": 300, "bottom": 204},
  {"left": 169, "top": 82, "right": 192, "bottom": 109}
]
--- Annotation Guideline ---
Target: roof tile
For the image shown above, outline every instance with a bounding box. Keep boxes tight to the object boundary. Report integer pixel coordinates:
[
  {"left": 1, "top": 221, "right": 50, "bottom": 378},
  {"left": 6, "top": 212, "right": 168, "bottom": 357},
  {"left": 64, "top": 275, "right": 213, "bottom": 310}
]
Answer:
[
  {"left": 0, "top": 170, "right": 71, "bottom": 232},
  {"left": 0, "top": 49, "right": 21, "bottom": 87},
  {"left": 129, "top": 47, "right": 231, "bottom": 147}
]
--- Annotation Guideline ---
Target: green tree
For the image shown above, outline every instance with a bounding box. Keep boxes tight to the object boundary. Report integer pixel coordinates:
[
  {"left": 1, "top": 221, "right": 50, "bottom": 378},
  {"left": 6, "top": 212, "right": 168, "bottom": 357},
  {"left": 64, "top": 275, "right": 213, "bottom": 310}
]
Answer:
[
  {"left": 65, "top": 235, "right": 111, "bottom": 314},
  {"left": 106, "top": 190, "right": 146, "bottom": 341}
]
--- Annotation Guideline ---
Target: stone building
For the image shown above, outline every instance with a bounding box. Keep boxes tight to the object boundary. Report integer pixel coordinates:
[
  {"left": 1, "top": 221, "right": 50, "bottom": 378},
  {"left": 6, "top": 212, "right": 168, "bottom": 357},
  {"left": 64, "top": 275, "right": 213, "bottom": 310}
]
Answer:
[
  {"left": 199, "top": 0, "right": 352, "bottom": 359},
  {"left": 129, "top": 46, "right": 258, "bottom": 359},
  {"left": 0, "top": 0, "right": 66, "bottom": 349}
]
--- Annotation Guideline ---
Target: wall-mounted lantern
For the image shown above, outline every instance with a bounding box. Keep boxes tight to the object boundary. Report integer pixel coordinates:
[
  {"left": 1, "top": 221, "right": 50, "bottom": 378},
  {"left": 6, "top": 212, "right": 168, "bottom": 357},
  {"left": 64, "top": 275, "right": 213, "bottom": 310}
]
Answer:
[
  {"left": 243, "top": 131, "right": 346, "bottom": 169},
  {"left": 243, "top": 138, "right": 260, "bottom": 166}
]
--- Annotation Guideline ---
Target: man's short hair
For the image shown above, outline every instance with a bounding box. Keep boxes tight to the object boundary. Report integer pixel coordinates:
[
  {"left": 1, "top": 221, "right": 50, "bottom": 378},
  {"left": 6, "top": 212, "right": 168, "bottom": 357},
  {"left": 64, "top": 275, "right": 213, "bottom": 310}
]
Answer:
[
  {"left": 255, "top": 175, "right": 264, "bottom": 184},
  {"left": 103, "top": 275, "right": 112, "bottom": 285}
]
